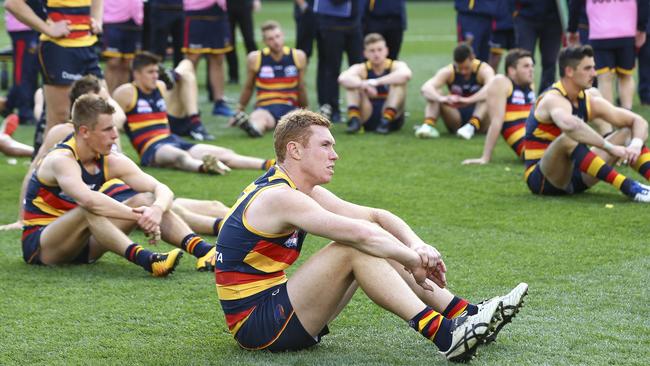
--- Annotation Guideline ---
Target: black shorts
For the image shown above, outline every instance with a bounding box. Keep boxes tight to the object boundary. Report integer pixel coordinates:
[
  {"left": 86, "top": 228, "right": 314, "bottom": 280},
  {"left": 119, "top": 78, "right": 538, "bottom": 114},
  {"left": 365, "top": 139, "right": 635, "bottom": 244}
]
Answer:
[
  {"left": 524, "top": 163, "right": 589, "bottom": 195},
  {"left": 234, "top": 283, "right": 329, "bottom": 352},
  {"left": 102, "top": 20, "right": 142, "bottom": 59},
  {"left": 38, "top": 41, "right": 103, "bottom": 85},
  {"left": 183, "top": 4, "right": 233, "bottom": 55},
  {"left": 489, "top": 29, "right": 515, "bottom": 56},
  {"left": 591, "top": 37, "right": 636, "bottom": 76},
  {"left": 140, "top": 134, "right": 195, "bottom": 167},
  {"left": 22, "top": 226, "right": 91, "bottom": 265}
]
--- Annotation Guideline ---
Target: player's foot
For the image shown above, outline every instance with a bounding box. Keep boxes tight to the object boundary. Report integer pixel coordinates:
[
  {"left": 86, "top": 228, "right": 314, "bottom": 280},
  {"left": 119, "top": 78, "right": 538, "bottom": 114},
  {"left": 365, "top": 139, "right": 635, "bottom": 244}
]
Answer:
[
  {"left": 631, "top": 182, "right": 650, "bottom": 202},
  {"left": 150, "top": 249, "right": 183, "bottom": 277},
  {"left": 440, "top": 299, "right": 502, "bottom": 362},
  {"left": 375, "top": 118, "right": 391, "bottom": 134},
  {"left": 456, "top": 123, "right": 476, "bottom": 140},
  {"left": 479, "top": 282, "right": 528, "bottom": 344},
  {"left": 196, "top": 247, "right": 216, "bottom": 272},
  {"left": 346, "top": 117, "right": 362, "bottom": 134},
  {"left": 415, "top": 124, "right": 440, "bottom": 139},
  {"left": 202, "top": 155, "right": 231, "bottom": 175},
  {"left": 212, "top": 100, "right": 235, "bottom": 117},
  {"left": 1, "top": 114, "right": 19, "bottom": 136},
  {"left": 189, "top": 124, "right": 215, "bottom": 141},
  {"left": 230, "top": 111, "right": 262, "bottom": 138}
]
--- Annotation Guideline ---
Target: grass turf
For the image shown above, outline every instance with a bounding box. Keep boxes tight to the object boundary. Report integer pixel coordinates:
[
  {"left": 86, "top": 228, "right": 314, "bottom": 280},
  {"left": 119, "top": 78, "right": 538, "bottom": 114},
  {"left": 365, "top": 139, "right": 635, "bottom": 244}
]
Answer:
[{"left": 1, "top": 1, "right": 650, "bottom": 365}]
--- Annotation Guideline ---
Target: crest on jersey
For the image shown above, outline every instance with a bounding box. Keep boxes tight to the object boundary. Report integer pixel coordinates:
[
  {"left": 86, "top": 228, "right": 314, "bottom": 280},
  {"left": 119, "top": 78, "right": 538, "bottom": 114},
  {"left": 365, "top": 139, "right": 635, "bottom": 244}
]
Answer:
[
  {"left": 136, "top": 99, "right": 152, "bottom": 113},
  {"left": 284, "top": 65, "right": 298, "bottom": 77},
  {"left": 259, "top": 65, "right": 275, "bottom": 78},
  {"left": 512, "top": 90, "right": 526, "bottom": 104}
]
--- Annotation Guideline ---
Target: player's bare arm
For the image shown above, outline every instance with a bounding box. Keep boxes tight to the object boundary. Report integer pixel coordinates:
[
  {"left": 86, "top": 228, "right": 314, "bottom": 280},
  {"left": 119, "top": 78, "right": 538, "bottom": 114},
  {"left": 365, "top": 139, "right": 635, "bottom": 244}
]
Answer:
[
  {"left": 235, "top": 51, "right": 260, "bottom": 112},
  {"left": 296, "top": 49, "right": 309, "bottom": 107},
  {"left": 458, "top": 64, "right": 495, "bottom": 105},
  {"left": 421, "top": 67, "right": 453, "bottom": 103},
  {"left": 338, "top": 63, "right": 367, "bottom": 89},
  {"left": 462, "top": 76, "right": 510, "bottom": 165},
  {"left": 5, "top": 0, "right": 70, "bottom": 38},
  {"left": 373, "top": 61, "right": 412, "bottom": 86}
]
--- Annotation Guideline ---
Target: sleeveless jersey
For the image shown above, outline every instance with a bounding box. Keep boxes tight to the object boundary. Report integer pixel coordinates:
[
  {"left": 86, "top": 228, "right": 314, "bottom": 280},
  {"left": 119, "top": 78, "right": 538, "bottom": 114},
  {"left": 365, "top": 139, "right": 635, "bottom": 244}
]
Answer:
[
  {"left": 523, "top": 81, "right": 590, "bottom": 172},
  {"left": 123, "top": 84, "right": 172, "bottom": 158},
  {"left": 447, "top": 59, "right": 484, "bottom": 97},
  {"left": 40, "top": 0, "right": 97, "bottom": 47},
  {"left": 503, "top": 78, "right": 535, "bottom": 156},
  {"left": 255, "top": 47, "right": 301, "bottom": 107},
  {"left": 215, "top": 166, "right": 307, "bottom": 335},
  {"left": 364, "top": 59, "right": 393, "bottom": 101},
  {"left": 22, "top": 134, "right": 107, "bottom": 238}
]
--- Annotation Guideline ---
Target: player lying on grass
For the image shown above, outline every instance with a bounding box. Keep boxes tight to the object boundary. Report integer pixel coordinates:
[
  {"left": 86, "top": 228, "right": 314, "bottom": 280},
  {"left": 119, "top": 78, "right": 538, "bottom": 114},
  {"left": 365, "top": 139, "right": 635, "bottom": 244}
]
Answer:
[{"left": 215, "top": 109, "right": 528, "bottom": 362}]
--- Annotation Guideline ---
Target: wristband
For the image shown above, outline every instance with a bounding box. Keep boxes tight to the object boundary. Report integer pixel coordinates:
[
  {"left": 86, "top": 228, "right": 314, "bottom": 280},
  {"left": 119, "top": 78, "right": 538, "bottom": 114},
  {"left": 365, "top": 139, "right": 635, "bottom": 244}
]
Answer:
[
  {"left": 629, "top": 137, "right": 644, "bottom": 149},
  {"left": 602, "top": 140, "right": 615, "bottom": 151}
]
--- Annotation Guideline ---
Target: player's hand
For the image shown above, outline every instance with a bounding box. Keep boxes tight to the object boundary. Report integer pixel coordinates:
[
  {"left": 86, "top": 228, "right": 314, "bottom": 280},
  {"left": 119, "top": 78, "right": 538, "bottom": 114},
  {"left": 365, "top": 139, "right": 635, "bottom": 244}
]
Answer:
[
  {"left": 635, "top": 31, "right": 647, "bottom": 49},
  {"left": 133, "top": 205, "right": 163, "bottom": 233},
  {"left": 445, "top": 94, "right": 460, "bottom": 105},
  {"left": 406, "top": 265, "right": 434, "bottom": 291},
  {"left": 90, "top": 18, "right": 103, "bottom": 35},
  {"left": 0, "top": 220, "right": 22, "bottom": 231},
  {"left": 622, "top": 145, "right": 641, "bottom": 165},
  {"left": 462, "top": 157, "right": 489, "bottom": 165},
  {"left": 47, "top": 20, "right": 71, "bottom": 38},
  {"left": 428, "top": 261, "right": 447, "bottom": 289},
  {"left": 362, "top": 80, "right": 378, "bottom": 97},
  {"left": 413, "top": 244, "right": 447, "bottom": 288},
  {"left": 144, "top": 227, "right": 161, "bottom": 245},
  {"left": 567, "top": 32, "right": 580, "bottom": 47}
]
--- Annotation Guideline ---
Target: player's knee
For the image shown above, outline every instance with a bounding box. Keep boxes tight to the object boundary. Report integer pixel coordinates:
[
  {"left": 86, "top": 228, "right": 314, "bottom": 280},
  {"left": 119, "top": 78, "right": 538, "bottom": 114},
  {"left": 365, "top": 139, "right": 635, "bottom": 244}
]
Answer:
[{"left": 125, "top": 192, "right": 155, "bottom": 207}]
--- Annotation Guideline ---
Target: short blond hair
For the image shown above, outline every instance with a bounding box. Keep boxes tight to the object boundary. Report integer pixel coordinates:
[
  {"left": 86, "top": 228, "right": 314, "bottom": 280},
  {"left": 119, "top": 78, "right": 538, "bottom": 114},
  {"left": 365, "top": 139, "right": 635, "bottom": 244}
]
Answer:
[
  {"left": 71, "top": 94, "right": 115, "bottom": 132},
  {"left": 364, "top": 33, "right": 385, "bottom": 47},
  {"left": 261, "top": 20, "right": 281, "bottom": 34},
  {"left": 274, "top": 109, "right": 331, "bottom": 162}
]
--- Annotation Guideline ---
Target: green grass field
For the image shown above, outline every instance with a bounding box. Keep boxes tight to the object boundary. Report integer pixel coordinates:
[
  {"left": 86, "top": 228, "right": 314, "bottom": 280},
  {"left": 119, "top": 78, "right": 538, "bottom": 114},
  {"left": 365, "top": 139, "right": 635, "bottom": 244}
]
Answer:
[{"left": 2, "top": 2, "right": 650, "bottom": 365}]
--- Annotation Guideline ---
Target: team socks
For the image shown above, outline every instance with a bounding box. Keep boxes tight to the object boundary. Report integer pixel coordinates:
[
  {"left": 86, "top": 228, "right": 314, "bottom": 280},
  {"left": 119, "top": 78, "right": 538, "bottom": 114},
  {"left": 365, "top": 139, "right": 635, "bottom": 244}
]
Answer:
[
  {"left": 423, "top": 117, "right": 436, "bottom": 127},
  {"left": 189, "top": 113, "right": 202, "bottom": 129},
  {"left": 409, "top": 307, "right": 453, "bottom": 351},
  {"left": 125, "top": 243, "right": 155, "bottom": 272},
  {"left": 382, "top": 107, "right": 397, "bottom": 123},
  {"left": 180, "top": 233, "right": 212, "bottom": 258},
  {"left": 442, "top": 296, "right": 477, "bottom": 318},
  {"left": 468, "top": 116, "right": 481, "bottom": 130},
  {"left": 262, "top": 159, "right": 276, "bottom": 170},
  {"left": 347, "top": 105, "right": 361, "bottom": 121},
  {"left": 571, "top": 144, "right": 637, "bottom": 198},
  {"left": 631, "top": 146, "right": 650, "bottom": 180}
]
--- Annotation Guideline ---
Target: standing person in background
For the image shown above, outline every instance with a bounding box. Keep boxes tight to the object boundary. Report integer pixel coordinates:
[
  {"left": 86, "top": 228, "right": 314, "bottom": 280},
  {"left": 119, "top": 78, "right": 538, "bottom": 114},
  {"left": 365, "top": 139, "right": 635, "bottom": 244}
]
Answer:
[
  {"left": 314, "top": 0, "right": 364, "bottom": 123},
  {"left": 147, "top": 0, "right": 185, "bottom": 66},
  {"left": 454, "top": 0, "right": 498, "bottom": 63},
  {"left": 225, "top": 0, "right": 259, "bottom": 85},
  {"left": 487, "top": 0, "right": 515, "bottom": 72},
  {"left": 3, "top": 11, "right": 39, "bottom": 125},
  {"left": 5, "top": 0, "right": 105, "bottom": 136},
  {"left": 568, "top": 0, "right": 648, "bottom": 110},
  {"left": 102, "top": 0, "right": 143, "bottom": 94},
  {"left": 639, "top": 16, "right": 650, "bottom": 105},
  {"left": 294, "top": 0, "right": 316, "bottom": 60},
  {"left": 183, "top": 0, "right": 234, "bottom": 117},
  {"left": 512, "top": 0, "right": 563, "bottom": 93},
  {"left": 362, "top": 0, "right": 406, "bottom": 60}
]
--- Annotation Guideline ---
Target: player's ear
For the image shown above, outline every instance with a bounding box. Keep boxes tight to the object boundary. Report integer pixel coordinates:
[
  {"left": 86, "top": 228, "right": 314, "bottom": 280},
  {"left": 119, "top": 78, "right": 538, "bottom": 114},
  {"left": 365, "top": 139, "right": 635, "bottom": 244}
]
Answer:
[
  {"left": 286, "top": 140, "right": 302, "bottom": 160},
  {"left": 78, "top": 124, "right": 90, "bottom": 137}
]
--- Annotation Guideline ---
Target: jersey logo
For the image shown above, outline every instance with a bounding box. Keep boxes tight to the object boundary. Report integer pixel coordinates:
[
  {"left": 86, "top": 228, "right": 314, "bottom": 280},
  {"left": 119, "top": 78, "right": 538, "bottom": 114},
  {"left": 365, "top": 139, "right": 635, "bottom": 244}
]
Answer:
[
  {"left": 156, "top": 98, "right": 167, "bottom": 112},
  {"left": 284, "top": 65, "right": 298, "bottom": 77},
  {"left": 259, "top": 65, "right": 274, "bottom": 78},
  {"left": 512, "top": 90, "right": 526, "bottom": 105},
  {"left": 136, "top": 99, "right": 152, "bottom": 113}
]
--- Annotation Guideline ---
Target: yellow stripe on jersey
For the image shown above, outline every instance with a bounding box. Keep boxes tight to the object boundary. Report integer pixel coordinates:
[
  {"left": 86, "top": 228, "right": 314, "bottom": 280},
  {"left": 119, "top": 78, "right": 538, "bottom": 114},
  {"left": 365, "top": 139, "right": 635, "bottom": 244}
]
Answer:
[
  {"left": 256, "top": 81, "right": 299, "bottom": 90},
  {"left": 40, "top": 35, "right": 97, "bottom": 48},
  {"left": 242, "top": 185, "right": 296, "bottom": 238},
  {"left": 32, "top": 196, "right": 67, "bottom": 217},
  {"left": 533, "top": 129, "right": 558, "bottom": 141},
  {"left": 524, "top": 149, "right": 545, "bottom": 160},
  {"left": 243, "top": 251, "right": 292, "bottom": 273},
  {"left": 127, "top": 118, "right": 169, "bottom": 131},
  {"left": 504, "top": 111, "right": 530, "bottom": 122},
  {"left": 506, "top": 128, "right": 525, "bottom": 146},
  {"left": 47, "top": 0, "right": 90, "bottom": 6},
  {"left": 216, "top": 276, "right": 287, "bottom": 300},
  {"left": 139, "top": 134, "right": 170, "bottom": 156},
  {"left": 24, "top": 217, "right": 57, "bottom": 226}
]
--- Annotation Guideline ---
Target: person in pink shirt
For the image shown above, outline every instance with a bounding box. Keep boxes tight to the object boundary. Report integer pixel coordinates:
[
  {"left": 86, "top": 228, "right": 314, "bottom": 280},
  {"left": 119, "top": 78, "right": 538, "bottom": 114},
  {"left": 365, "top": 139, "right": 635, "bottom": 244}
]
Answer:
[
  {"left": 182, "top": 0, "right": 234, "bottom": 117},
  {"left": 102, "top": 0, "right": 144, "bottom": 93},
  {"left": 568, "top": 0, "right": 649, "bottom": 110},
  {"left": 3, "top": 11, "right": 39, "bottom": 125}
]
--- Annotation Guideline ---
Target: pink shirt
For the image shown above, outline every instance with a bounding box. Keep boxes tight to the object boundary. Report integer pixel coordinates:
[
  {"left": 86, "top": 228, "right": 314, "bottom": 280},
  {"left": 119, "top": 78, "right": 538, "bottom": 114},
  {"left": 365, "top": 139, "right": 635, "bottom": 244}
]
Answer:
[
  {"left": 104, "top": 0, "right": 144, "bottom": 25},
  {"left": 4, "top": 10, "right": 31, "bottom": 32},
  {"left": 587, "top": 0, "right": 637, "bottom": 40},
  {"left": 183, "top": 0, "right": 226, "bottom": 12}
]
